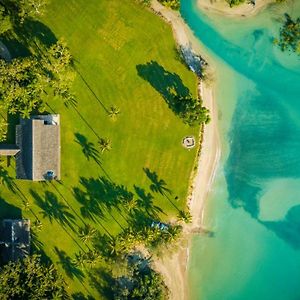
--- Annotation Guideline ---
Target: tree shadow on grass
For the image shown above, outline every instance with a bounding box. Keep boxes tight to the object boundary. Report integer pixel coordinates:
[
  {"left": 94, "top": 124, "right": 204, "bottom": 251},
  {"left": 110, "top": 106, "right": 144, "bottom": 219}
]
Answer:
[
  {"left": 74, "top": 67, "right": 109, "bottom": 114},
  {"left": 88, "top": 268, "right": 114, "bottom": 300},
  {"left": 136, "top": 61, "right": 192, "bottom": 117},
  {"left": 30, "top": 190, "right": 76, "bottom": 230},
  {"left": 0, "top": 196, "right": 21, "bottom": 219},
  {"left": 50, "top": 182, "right": 87, "bottom": 226},
  {"left": 127, "top": 209, "right": 153, "bottom": 232},
  {"left": 74, "top": 133, "right": 101, "bottom": 165},
  {"left": 74, "top": 177, "right": 132, "bottom": 215},
  {"left": 133, "top": 185, "right": 164, "bottom": 218},
  {"left": 54, "top": 246, "right": 85, "bottom": 280},
  {"left": 0, "top": 166, "right": 17, "bottom": 193},
  {"left": 6, "top": 113, "right": 19, "bottom": 144},
  {"left": 73, "top": 177, "right": 130, "bottom": 231},
  {"left": 30, "top": 230, "right": 44, "bottom": 252},
  {"left": 2, "top": 18, "right": 57, "bottom": 58},
  {"left": 71, "top": 292, "right": 95, "bottom": 300},
  {"left": 143, "top": 168, "right": 171, "bottom": 195},
  {"left": 143, "top": 168, "right": 180, "bottom": 212}
]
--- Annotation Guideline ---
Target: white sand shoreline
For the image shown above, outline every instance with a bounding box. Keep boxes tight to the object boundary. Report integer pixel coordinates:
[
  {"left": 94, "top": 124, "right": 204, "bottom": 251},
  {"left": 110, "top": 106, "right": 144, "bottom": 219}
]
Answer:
[
  {"left": 150, "top": 1, "right": 221, "bottom": 299},
  {"left": 150, "top": 0, "right": 276, "bottom": 299}
]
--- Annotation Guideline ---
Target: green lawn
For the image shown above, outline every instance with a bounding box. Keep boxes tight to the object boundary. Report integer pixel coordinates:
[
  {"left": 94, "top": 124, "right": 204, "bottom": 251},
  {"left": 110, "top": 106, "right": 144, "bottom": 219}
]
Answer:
[{"left": 0, "top": 0, "right": 199, "bottom": 297}]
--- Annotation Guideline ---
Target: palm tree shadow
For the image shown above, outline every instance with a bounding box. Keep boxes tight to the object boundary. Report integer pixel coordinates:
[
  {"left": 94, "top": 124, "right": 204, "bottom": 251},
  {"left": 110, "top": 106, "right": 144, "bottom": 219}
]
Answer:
[
  {"left": 31, "top": 230, "right": 44, "bottom": 252},
  {"left": 30, "top": 190, "right": 76, "bottom": 231},
  {"left": 3, "top": 18, "right": 58, "bottom": 58},
  {"left": 71, "top": 292, "right": 95, "bottom": 300},
  {"left": 0, "top": 166, "right": 17, "bottom": 192},
  {"left": 143, "top": 168, "right": 180, "bottom": 211},
  {"left": 54, "top": 246, "right": 85, "bottom": 280},
  {"left": 133, "top": 185, "right": 164, "bottom": 218},
  {"left": 0, "top": 196, "right": 21, "bottom": 219},
  {"left": 88, "top": 268, "right": 114, "bottom": 300},
  {"left": 74, "top": 67, "right": 109, "bottom": 113},
  {"left": 74, "top": 133, "right": 101, "bottom": 165},
  {"left": 143, "top": 168, "right": 171, "bottom": 195}
]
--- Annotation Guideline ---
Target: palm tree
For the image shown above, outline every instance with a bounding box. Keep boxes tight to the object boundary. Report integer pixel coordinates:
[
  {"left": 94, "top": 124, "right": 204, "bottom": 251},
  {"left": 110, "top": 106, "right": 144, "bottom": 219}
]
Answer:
[
  {"left": 177, "top": 210, "right": 192, "bottom": 224},
  {"left": 98, "top": 137, "right": 112, "bottom": 153},
  {"left": 32, "top": 219, "right": 43, "bottom": 232},
  {"left": 85, "top": 250, "right": 102, "bottom": 268},
  {"left": 22, "top": 200, "right": 31, "bottom": 212},
  {"left": 121, "top": 194, "right": 138, "bottom": 213},
  {"left": 108, "top": 105, "right": 120, "bottom": 120},
  {"left": 107, "top": 237, "right": 125, "bottom": 256},
  {"left": 78, "top": 224, "right": 97, "bottom": 243},
  {"left": 74, "top": 251, "right": 87, "bottom": 269},
  {"left": 166, "top": 225, "right": 182, "bottom": 243}
]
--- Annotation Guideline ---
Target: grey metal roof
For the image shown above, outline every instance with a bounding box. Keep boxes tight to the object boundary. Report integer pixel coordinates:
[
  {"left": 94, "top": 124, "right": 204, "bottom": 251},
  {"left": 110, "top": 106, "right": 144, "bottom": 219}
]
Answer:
[
  {"left": 16, "top": 115, "right": 61, "bottom": 181},
  {"left": 0, "top": 219, "right": 30, "bottom": 262}
]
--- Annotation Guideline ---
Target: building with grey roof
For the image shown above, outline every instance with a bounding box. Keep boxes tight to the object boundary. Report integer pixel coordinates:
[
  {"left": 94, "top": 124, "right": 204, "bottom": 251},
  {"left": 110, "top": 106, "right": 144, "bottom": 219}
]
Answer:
[
  {"left": 0, "top": 219, "right": 30, "bottom": 263},
  {"left": 16, "top": 115, "right": 61, "bottom": 181},
  {"left": 0, "top": 114, "right": 61, "bottom": 181}
]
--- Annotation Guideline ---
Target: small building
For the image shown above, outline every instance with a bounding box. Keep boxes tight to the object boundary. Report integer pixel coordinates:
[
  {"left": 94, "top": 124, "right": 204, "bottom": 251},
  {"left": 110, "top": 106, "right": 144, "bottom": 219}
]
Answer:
[
  {"left": 16, "top": 115, "right": 61, "bottom": 181},
  {"left": 0, "top": 114, "right": 61, "bottom": 181},
  {"left": 0, "top": 219, "right": 30, "bottom": 263}
]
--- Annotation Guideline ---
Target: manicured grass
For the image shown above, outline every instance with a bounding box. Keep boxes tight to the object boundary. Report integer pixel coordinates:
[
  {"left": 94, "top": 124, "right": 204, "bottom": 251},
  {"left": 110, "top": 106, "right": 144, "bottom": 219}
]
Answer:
[{"left": 0, "top": 0, "right": 199, "bottom": 297}]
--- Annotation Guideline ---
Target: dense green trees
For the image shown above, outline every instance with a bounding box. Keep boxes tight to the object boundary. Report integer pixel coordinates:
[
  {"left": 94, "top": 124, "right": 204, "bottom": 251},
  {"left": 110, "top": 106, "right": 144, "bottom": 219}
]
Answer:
[
  {"left": 17, "top": 0, "right": 49, "bottom": 22},
  {"left": 157, "top": 0, "right": 180, "bottom": 10},
  {"left": 78, "top": 224, "right": 97, "bottom": 243},
  {"left": 0, "top": 39, "right": 74, "bottom": 119},
  {"left": 226, "top": 0, "right": 245, "bottom": 7},
  {"left": 177, "top": 209, "right": 192, "bottom": 223},
  {"left": 0, "top": 0, "right": 49, "bottom": 24},
  {"left": 274, "top": 14, "right": 300, "bottom": 55},
  {"left": 169, "top": 89, "right": 210, "bottom": 127},
  {"left": 112, "top": 257, "right": 168, "bottom": 300},
  {"left": 0, "top": 57, "right": 46, "bottom": 118},
  {"left": 0, "top": 255, "right": 68, "bottom": 300}
]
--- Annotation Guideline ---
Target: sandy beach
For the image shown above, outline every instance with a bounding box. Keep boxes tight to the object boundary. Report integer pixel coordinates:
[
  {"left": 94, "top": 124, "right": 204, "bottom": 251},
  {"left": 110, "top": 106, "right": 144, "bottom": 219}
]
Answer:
[
  {"left": 197, "top": 0, "right": 275, "bottom": 17},
  {"left": 151, "top": 1, "right": 221, "bottom": 299}
]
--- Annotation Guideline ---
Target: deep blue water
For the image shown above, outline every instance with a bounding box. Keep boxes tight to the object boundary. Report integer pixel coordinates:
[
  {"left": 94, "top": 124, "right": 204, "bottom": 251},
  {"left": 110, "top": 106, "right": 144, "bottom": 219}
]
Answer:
[{"left": 182, "top": 1, "right": 300, "bottom": 299}]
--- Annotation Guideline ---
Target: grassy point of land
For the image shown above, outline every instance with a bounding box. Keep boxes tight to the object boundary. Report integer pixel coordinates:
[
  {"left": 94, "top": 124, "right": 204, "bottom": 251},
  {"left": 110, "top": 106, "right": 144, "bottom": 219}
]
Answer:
[{"left": 0, "top": 0, "right": 199, "bottom": 297}]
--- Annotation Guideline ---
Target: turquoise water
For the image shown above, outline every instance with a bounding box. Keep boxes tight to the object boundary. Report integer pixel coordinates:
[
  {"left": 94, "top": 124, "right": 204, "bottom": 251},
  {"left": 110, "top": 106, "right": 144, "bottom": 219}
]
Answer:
[{"left": 181, "top": 1, "right": 300, "bottom": 299}]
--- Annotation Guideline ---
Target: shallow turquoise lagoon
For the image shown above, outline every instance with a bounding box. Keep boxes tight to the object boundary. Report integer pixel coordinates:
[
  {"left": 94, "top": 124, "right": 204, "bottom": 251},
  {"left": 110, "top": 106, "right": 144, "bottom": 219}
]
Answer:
[{"left": 181, "top": 1, "right": 300, "bottom": 299}]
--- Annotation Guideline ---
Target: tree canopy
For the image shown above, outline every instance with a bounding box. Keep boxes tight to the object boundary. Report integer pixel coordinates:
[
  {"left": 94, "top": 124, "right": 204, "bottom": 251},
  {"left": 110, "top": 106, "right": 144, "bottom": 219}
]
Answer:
[
  {"left": 157, "top": 0, "right": 180, "bottom": 10},
  {"left": 274, "top": 14, "right": 300, "bottom": 55},
  {"left": 225, "top": 0, "right": 245, "bottom": 7},
  {"left": 0, "top": 254, "right": 68, "bottom": 300},
  {"left": 112, "top": 258, "right": 168, "bottom": 300},
  {"left": 169, "top": 88, "right": 210, "bottom": 127},
  {"left": 0, "top": 39, "right": 74, "bottom": 119},
  {"left": 0, "top": 0, "right": 49, "bottom": 24}
]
